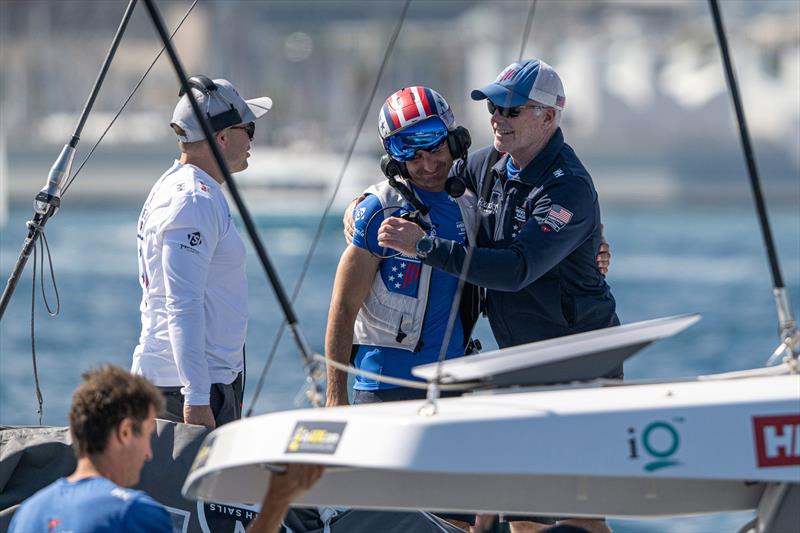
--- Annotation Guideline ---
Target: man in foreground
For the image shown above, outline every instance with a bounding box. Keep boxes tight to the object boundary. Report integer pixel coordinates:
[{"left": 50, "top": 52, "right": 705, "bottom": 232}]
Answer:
[
  {"left": 378, "top": 60, "right": 618, "bottom": 533},
  {"left": 9, "top": 365, "right": 323, "bottom": 533},
  {"left": 132, "top": 76, "right": 271, "bottom": 429},
  {"left": 9, "top": 366, "right": 172, "bottom": 532}
]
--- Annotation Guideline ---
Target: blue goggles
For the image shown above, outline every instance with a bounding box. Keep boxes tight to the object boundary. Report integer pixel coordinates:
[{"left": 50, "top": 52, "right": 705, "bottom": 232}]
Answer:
[{"left": 384, "top": 117, "right": 449, "bottom": 162}]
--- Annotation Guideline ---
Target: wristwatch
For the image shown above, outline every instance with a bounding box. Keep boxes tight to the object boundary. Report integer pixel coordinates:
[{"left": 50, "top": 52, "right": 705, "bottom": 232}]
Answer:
[{"left": 415, "top": 235, "right": 435, "bottom": 259}]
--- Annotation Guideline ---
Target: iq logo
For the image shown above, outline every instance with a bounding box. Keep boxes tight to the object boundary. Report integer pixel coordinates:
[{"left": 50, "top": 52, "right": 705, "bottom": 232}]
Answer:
[
  {"left": 627, "top": 419, "right": 683, "bottom": 472},
  {"left": 752, "top": 414, "right": 800, "bottom": 468}
]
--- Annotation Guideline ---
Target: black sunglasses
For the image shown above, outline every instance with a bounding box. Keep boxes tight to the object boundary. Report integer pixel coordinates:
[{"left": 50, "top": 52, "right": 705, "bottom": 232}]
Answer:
[
  {"left": 230, "top": 122, "right": 255, "bottom": 140},
  {"left": 487, "top": 101, "right": 547, "bottom": 118}
]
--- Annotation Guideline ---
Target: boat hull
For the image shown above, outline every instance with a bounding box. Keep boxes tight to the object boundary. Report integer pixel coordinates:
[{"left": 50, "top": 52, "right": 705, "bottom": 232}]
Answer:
[{"left": 183, "top": 373, "right": 800, "bottom": 516}]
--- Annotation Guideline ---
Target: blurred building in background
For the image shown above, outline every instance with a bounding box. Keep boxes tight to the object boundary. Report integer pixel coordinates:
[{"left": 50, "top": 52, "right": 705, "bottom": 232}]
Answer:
[{"left": 0, "top": 0, "right": 798, "bottom": 213}]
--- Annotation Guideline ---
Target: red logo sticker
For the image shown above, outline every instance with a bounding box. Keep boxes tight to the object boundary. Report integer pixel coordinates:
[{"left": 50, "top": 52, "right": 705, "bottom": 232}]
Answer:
[{"left": 753, "top": 414, "right": 800, "bottom": 467}]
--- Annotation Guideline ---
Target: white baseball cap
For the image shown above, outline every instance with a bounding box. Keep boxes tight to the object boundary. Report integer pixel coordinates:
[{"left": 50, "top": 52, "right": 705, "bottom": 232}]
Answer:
[{"left": 171, "top": 77, "right": 272, "bottom": 142}]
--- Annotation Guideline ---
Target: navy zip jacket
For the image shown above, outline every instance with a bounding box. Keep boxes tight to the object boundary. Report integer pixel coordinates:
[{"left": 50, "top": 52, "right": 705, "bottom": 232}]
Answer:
[{"left": 425, "top": 128, "right": 619, "bottom": 348}]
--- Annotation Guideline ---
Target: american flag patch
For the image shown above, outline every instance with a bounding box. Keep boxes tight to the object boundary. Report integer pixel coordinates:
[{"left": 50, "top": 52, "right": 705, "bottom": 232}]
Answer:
[
  {"left": 380, "top": 257, "right": 421, "bottom": 297},
  {"left": 542, "top": 205, "right": 573, "bottom": 232}
]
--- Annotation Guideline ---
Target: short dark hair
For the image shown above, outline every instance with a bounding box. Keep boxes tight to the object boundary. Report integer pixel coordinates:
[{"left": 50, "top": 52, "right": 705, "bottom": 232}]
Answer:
[{"left": 69, "top": 365, "right": 164, "bottom": 457}]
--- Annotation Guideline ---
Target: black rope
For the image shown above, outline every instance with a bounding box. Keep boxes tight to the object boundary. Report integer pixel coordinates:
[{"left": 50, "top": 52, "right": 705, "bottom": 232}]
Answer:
[
  {"left": 38, "top": 232, "right": 60, "bottom": 317},
  {"left": 708, "top": 0, "right": 785, "bottom": 290},
  {"left": 430, "top": 0, "right": 540, "bottom": 387},
  {"left": 68, "top": 0, "right": 139, "bottom": 149},
  {"left": 30, "top": 241, "right": 44, "bottom": 425},
  {"left": 518, "top": 0, "right": 538, "bottom": 62},
  {"left": 62, "top": 0, "right": 200, "bottom": 196},
  {"left": 245, "top": 0, "right": 413, "bottom": 417},
  {"left": 16, "top": 0, "right": 199, "bottom": 421}
]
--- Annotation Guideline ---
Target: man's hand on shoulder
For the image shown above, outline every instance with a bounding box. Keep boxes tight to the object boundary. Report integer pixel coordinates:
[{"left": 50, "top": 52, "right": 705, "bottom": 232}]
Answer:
[
  {"left": 342, "top": 194, "right": 368, "bottom": 244},
  {"left": 377, "top": 217, "right": 426, "bottom": 258},
  {"left": 183, "top": 404, "right": 216, "bottom": 429},
  {"left": 597, "top": 224, "right": 611, "bottom": 274}
]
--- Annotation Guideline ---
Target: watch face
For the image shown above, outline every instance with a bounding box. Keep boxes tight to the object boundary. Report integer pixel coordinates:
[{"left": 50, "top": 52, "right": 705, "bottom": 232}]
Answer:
[{"left": 416, "top": 236, "right": 433, "bottom": 255}]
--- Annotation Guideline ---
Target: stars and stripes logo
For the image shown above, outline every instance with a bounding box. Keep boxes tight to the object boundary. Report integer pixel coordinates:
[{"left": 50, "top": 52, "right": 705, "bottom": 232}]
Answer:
[
  {"left": 380, "top": 257, "right": 422, "bottom": 297},
  {"left": 541, "top": 204, "right": 573, "bottom": 232},
  {"left": 497, "top": 64, "right": 520, "bottom": 82},
  {"left": 382, "top": 86, "right": 437, "bottom": 132}
]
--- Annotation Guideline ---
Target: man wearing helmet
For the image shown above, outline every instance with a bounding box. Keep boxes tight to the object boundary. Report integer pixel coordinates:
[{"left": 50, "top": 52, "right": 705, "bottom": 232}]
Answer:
[
  {"left": 377, "top": 60, "right": 617, "bottom": 533},
  {"left": 325, "top": 86, "right": 481, "bottom": 408}
]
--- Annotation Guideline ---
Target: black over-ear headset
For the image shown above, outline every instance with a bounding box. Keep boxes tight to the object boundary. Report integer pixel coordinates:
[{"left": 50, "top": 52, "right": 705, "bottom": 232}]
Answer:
[
  {"left": 444, "top": 126, "right": 471, "bottom": 198},
  {"left": 178, "top": 75, "right": 242, "bottom": 131},
  {"left": 381, "top": 125, "right": 472, "bottom": 198}
]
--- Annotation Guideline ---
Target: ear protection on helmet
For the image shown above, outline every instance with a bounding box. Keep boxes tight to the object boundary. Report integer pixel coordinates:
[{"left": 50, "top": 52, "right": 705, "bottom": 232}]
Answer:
[
  {"left": 178, "top": 74, "right": 242, "bottom": 131},
  {"left": 444, "top": 126, "right": 472, "bottom": 198},
  {"left": 445, "top": 126, "right": 471, "bottom": 162},
  {"left": 381, "top": 126, "right": 473, "bottom": 199}
]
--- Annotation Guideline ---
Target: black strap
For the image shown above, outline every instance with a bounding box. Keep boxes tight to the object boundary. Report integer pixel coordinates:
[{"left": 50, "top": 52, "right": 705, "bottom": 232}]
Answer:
[{"left": 479, "top": 148, "right": 502, "bottom": 205}]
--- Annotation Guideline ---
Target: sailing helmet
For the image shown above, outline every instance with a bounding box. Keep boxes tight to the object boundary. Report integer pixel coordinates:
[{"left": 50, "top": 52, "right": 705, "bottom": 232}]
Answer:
[
  {"left": 378, "top": 86, "right": 455, "bottom": 139},
  {"left": 379, "top": 86, "right": 456, "bottom": 162}
]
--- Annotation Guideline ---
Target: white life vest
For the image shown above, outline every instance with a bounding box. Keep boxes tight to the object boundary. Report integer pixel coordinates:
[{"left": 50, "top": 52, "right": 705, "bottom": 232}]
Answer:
[{"left": 352, "top": 179, "right": 478, "bottom": 352}]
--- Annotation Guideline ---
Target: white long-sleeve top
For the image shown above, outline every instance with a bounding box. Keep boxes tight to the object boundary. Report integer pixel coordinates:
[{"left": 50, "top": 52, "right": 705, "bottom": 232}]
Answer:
[{"left": 132, "top": 161, "right": 247, "bottom": 405}]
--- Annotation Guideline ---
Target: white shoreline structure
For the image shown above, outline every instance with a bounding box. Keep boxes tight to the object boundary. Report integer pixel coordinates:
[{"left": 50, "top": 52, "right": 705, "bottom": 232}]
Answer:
[{"left": 183, "top": 316, "right": 800, "bottom": 530}]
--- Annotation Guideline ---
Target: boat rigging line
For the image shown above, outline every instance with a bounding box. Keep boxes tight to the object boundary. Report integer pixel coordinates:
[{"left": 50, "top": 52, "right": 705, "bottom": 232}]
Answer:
[
  {"left": 61, "top": 1, "right": 200, "bottom": 198},
  {"left": 0, "top": 0, "right": 137, "bottom": 420},
  {"left": 245, "top": 0, "right": 413, "bottom": 416},
  {"left": 0, "top": 0, "right": 137, "bottom": 321},
  {"left": 141, "top": 0, "right": 326, "bottom": 406},
  {"left": 422, "top": 0, "right": 539, "bottom": 416},
  {"left": 0, "top": 0, "right": 201, "bottom": 419},
  {"left": 708, "top": 0, "right": 799, "bottom": 364}
]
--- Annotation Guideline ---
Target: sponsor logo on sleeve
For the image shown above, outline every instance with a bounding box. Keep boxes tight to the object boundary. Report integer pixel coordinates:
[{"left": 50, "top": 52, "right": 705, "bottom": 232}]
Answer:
[
  {"left": 178, "top": 232, "right": 203, "bottom": 253},
  {"left": 553, "top": 168, "right": 565, "bottom": 178},
  {"left": 753, "top": 414, "right": 800, "bottom": 467},
  {"left": 354, "top": 206, "right": 366, "bottom": 222},
  {"left": 286, "top": 421, "right": 346, "bottom": 454}
]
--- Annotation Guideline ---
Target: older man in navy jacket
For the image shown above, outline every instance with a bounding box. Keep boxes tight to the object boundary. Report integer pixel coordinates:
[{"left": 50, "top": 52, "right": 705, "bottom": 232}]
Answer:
[{"left": 378, "top": 59, "right": 618, "bottom": 533}]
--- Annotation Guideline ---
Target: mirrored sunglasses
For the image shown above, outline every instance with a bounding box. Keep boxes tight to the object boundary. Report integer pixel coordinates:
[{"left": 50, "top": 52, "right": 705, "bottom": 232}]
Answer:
[{"left": 384, "top": 118, "right": 449, "bottom": 162}]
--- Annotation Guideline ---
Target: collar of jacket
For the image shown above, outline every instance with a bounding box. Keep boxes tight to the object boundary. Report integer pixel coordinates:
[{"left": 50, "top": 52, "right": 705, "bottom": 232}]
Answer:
[{"left": 501, "top": 127, "right": 565, "bottom": 187}]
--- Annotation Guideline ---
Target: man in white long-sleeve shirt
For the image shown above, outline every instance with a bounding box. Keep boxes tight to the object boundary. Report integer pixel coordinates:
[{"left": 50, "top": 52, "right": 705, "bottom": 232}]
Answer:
[{"left": 132, "top": 76, "right": 271, "bottom": 429}]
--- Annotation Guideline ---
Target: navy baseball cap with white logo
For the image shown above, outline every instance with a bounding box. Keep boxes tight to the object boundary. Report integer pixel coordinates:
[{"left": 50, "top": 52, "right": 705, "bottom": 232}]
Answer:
[{"left": 471, "top": 59, "right": 565, "bottom": 110}]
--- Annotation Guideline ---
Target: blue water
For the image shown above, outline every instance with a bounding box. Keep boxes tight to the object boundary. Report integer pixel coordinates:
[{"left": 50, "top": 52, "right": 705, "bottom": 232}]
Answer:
[{"left": 1, "top": 203, "right": 798, "bottom": 532}]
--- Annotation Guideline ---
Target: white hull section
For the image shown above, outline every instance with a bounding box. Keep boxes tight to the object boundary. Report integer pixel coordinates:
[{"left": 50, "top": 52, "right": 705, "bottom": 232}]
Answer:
[{"left": 184, "top": 373, "right": 800, "bottom": 517}]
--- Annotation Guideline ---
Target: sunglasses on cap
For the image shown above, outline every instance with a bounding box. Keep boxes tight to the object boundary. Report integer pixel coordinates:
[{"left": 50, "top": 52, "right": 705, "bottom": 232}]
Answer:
[
  {"left": 487, "top": 101, "right": 548, "bottom": 118},
  {"left": 230, "top": 122, "right": 255, "bottom": 140},
  {"left": 384, "top": 117, "right": 449, "bottom": 162}
]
